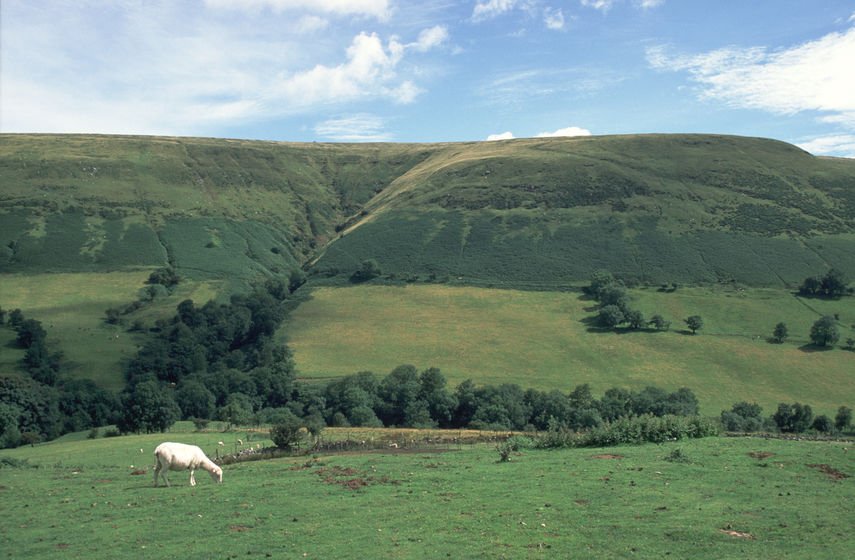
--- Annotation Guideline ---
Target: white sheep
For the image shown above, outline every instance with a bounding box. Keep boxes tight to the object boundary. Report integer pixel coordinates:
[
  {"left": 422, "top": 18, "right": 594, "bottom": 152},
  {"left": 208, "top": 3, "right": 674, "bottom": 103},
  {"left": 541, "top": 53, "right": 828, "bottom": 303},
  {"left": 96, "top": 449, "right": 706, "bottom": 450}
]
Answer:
[{"left": 153, "top": 442, "right": 223, "bottom": 487}]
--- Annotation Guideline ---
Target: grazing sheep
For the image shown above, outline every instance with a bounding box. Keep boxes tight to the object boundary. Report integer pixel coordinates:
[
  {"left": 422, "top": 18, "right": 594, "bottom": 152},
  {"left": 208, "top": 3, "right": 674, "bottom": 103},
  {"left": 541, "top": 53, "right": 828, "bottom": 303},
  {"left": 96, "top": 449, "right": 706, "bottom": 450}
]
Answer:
[{"left": 153, "top": 442, "right": 223, "bottom": 487}]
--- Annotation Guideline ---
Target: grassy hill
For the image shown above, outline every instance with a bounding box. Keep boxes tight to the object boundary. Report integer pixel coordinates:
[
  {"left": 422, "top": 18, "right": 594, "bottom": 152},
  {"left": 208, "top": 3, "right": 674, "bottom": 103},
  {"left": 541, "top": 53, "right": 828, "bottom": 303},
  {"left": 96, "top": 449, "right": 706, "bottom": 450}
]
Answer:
[
  {"left": 1, "top": 132, "right": 854, "bottom": 407},
  {"left": 1, "top": 426, "right": 852, "bottom": 558},
  {"left": 286, "top": 284, "right": 854, "bottom": 416}
]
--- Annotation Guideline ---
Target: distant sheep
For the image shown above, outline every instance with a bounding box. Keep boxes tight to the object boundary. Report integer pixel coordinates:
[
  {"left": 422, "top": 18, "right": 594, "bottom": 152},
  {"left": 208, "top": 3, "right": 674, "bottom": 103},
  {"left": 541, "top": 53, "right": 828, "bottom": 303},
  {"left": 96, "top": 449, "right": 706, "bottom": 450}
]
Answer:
[{"left": 153, "top": 442, "right": 223, "bottom": 487}]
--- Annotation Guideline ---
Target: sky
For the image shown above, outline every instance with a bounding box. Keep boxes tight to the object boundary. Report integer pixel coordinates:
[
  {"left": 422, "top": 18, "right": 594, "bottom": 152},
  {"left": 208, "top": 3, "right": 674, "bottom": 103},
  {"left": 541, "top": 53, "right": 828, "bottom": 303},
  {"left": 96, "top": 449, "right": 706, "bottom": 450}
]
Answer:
[{"left": 2, "top": 1, "right": 855, "bottom": 157}]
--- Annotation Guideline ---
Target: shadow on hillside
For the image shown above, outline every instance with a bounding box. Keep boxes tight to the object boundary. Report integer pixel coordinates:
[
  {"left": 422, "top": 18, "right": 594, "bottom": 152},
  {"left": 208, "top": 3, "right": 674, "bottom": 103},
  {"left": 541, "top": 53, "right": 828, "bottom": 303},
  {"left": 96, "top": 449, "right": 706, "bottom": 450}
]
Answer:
[{"left": 797, "top": 344, "right": 835, "bottom": 353}]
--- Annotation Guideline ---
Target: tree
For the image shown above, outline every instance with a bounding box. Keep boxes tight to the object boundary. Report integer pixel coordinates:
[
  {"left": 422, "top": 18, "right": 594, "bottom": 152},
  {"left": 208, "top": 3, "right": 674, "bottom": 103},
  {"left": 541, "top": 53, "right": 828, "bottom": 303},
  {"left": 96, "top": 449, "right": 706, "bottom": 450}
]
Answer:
[
  {"left": 350, "top": 259, "right": 381, "bottom": 283},
  {"left": 625, "top": 309, "right": 646, "bottom": 330},
  {"left": 772, "top": 402, "right": 813, "bottom": 433},
  {"left": 116, "top": 381, "right": 180, "bottom": 434},
  {"left": 771, "top": 322, "right": 788, "bottom": 343},
  {"left": 648, "top": 314, "right": 671, "bottom": 331},
  {"left": 809, "top": 316, "right": 839, "bottom": 347},
  {"left": 811, "top": 415, "right": 834, "bottom": 433},
  {"left": 269, "top": 410, "right": 307, "bottom": 450},
  {"left": 720, "top": 401, "right": 763, "bottom": 432},
  {"left": 819, "top": 268, "right": 848, "bottom": 298},
  {"left": 288, "top": 269, "right": 307, "bottom": 293},
  {"left": 175, "top": 380, "right": 216, "bottom": 420},
  {"left": 597, "top": 305, "right": 625, "bottom": 329},
  {"left": 684, "top": 315, "right": 703, "bottom": 334},
  {"left": 835, "top": 406, "right": 852, "bottom": 432}
]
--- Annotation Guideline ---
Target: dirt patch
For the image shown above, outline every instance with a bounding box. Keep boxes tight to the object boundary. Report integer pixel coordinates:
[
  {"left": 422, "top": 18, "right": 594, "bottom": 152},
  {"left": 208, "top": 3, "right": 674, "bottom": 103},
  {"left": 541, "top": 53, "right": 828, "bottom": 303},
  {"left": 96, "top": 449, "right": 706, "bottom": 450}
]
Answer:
[
  {"left": 314, "top": 465, "right": 398, "bottom": 490},
  {"left": 229, "top": 525, "right": 251, "bottom": 532},
  {"left": 591, "top": 454, "right": 624, "bottom": 459},
  {"left": 806, "top": 464, "right": 850, "bottom": 481},
  {"left": 574, "top": 499, "right": 590, "bottom": 506},
  {"left": 720, "top": 529, "right": 754, "bottom": 540},
  {"left": 748, "top": 452, "right": 775, "bottom": 460},
  {"left": 55, "top": 543, "right": 71, "bottom": 549}
]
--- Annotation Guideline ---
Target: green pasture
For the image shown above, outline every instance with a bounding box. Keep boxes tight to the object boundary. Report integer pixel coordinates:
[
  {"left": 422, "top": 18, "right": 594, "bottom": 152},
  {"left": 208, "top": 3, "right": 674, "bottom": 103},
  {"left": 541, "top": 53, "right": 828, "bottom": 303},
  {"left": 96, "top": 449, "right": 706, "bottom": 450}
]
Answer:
[
  {"left": 0, "top": 273, "right": 219, "bottom": 389},
  {"left": 1, "top": 426, "right": 852, "bottom": 559},
  {"left": 287, "top": 285, "right": 855, "bottom": 416}
]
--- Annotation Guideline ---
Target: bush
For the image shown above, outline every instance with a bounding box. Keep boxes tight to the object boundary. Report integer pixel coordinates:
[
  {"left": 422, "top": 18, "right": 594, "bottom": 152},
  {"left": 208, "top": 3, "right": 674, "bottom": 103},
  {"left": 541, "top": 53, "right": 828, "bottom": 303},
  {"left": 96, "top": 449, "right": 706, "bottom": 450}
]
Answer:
[
  {"left": 270, "top": 411, "right": 308, "bottom": 450},
  {"left": 811, "top": 415, "right": 834, "bottom": 433},
  {"left": 536, "top": 414, "right": 717, "bottom": 449}
]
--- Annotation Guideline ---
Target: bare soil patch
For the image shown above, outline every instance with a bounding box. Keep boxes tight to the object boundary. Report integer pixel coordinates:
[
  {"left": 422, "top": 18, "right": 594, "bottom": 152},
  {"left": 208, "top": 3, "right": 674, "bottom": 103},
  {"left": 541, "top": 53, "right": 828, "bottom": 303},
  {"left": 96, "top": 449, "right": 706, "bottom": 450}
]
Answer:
[
  {"left": 748, "top": 451, "right": 775, "bottom": 459},
  {"left": 591, "top": 454, "right": 624, "bottom": 459},
  {"left": 806, "top": 464, "right": 849, "bottom": 481}
]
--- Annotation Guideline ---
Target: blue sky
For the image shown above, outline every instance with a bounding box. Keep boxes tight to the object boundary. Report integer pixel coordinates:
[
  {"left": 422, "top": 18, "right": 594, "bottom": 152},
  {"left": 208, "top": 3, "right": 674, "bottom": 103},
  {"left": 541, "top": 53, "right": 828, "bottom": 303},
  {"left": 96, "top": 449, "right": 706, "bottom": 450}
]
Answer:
[{"left": 2, "top": 1, "right": 854, "bottom": 156}]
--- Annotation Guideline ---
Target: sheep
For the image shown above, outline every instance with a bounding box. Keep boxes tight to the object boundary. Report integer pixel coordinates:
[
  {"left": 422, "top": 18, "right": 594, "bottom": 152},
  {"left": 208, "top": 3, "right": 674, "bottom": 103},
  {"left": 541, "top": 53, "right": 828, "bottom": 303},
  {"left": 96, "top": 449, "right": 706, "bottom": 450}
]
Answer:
[{"left": 153, "top": 442, "right": 223, "bottom": 487}]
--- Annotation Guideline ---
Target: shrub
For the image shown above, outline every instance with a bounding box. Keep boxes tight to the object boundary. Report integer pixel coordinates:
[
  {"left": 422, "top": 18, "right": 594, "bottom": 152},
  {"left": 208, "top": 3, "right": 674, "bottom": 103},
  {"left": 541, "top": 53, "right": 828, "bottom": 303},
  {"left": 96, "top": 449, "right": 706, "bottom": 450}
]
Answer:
[
  {"left": 835, "top": 406, "right": 852, "bottom": 432},
  {"left": 664, "top": 448, "right": 691, "bottom": 463},
  {"left": 270, "top": 411, "right": 308, "bottom": 450},
  {"left": 811, "top": 415, "right": 834, "bottom": 433}
]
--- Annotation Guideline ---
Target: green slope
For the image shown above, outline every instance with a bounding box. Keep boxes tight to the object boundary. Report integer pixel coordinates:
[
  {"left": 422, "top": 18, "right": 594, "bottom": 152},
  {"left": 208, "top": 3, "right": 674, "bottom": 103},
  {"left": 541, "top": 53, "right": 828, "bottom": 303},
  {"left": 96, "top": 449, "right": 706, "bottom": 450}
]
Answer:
[{"left": 313, "top": 134, "right": 855, "bottom": 288}]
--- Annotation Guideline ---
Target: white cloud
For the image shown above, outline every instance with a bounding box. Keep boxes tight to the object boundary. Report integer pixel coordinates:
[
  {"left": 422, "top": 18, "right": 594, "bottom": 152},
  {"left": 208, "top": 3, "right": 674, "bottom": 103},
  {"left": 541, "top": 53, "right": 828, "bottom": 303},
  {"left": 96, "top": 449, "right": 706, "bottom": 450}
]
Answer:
[
  {"left": 646, "top": 27, "right": 855, "bottom": 127},
  {"left": 543, "top": 7, "right": 565, "bottom": 30},
  {"left": 580, "top": 0, "right": 615, "bottom": 12},
  {"left": 638, "top": 0, "right": 665, "bottom": 9},
  {"left": 412, "top": 25, "right": 449, "bottom": 51},
  {"left": 314, "top": 113, "right": 392, "bottom": 141},
  {"left": 204, "top": 0, "right": 390, "bottom": 20},
  {"left": 797, "top": 134, "right": 855, "bottom": 158},
  {"left": 294, "top": 15, "right": 329, "bottom": 34},
  {"left": 270, "top": 32, "right": 427, "bottom": 106},
  {"left": 0, "top": 0, "right": 446, "bottom": 135},
  {"left": 537, "top": 126, "right": 592, "bottom": 137},
  {"left": 472, "top": 0, "right": 519, "bottom": 22},
  {"left": 486, "top": 131, "right": 515, "bottom": 141}
]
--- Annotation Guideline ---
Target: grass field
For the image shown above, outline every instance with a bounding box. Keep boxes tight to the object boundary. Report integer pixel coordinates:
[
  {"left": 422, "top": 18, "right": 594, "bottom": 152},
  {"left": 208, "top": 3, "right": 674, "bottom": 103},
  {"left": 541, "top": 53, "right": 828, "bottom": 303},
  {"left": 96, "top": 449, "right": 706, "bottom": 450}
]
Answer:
[
  {"left": 0, "top": 273, "right": 220, "bottom": 390},
  {"left": 286, "top": 285, "right": 855, "bottom": 416},
  {"left": 0, "top": 425, "right": 852, "bottom": 559}
]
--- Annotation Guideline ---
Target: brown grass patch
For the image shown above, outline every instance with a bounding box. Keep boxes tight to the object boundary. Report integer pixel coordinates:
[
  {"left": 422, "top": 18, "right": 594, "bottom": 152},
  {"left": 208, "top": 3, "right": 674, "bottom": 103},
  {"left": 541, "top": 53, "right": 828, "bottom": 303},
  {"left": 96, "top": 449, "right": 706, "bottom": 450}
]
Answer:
[
  {"left": 806, "top": 464, "right": 849, "bottom": 481},
  {"left": 591, "top": 454, "right": 624, "bottom": 459},
  {"left": 720, "top": 529, "right": 755, "bottom": 540},
  {"left": 229, "top": 525, "right": 251, "bottom": 532}
]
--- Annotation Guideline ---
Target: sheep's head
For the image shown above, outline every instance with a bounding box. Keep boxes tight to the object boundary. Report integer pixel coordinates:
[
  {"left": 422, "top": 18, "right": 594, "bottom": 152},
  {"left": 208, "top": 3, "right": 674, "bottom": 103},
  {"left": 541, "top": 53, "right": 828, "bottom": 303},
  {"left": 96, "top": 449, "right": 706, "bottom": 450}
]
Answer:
[{"left": 210, "top": 465, "right": 223, "bottom": 483}]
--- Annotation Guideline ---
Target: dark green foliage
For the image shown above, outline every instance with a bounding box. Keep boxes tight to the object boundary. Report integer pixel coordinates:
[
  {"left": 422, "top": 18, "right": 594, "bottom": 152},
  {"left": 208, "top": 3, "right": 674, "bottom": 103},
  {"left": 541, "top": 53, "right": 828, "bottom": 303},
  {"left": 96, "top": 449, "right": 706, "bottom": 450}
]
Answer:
[
  {"left": 538, "top": 414, "right": 718, "bottom": 449},
  {"left": 147, "top": 266, "right": 181, "bottom": 289},
  {"left": 648, "top": 314, "right": 671, "bottom": 331},
  {"left": 721, "top": 401, "right": 764, "bottom": 432},
  {"left": 772, "top": 322, "right": 788, "bottom": 343},
  {"left": 350, "top": 259, "right": 382, "bottom": 283},
  {"left": 57, "top": 379, "right": 118, "bottom": 433},
  {"left": 270, "top": 410, "right": 308, "bottom": 450},
  {"left": 799, "top": 268, "right": 850, "bottom": 298},
  {"left": 597, "top": 305, "right": 625, "bottom": 329},
  {"left": 835, "top": 406, "right": 852, "bottom": 431},
  {"left": 625, "top": 309, "right": 646, "bottom": 330},
  {"left": 175, "top": 380, "right": 216, "bottom": 420},
  {"left": 0, "top": 376, "right": 62, "bottom": 445},
  {"left": 664, "top": 448, "right": 691, "bottom": 463},
  {"left": 116, "top": 380, "right": 180, "bottom": 434},
  {"left": 772, "top": 402, "right": 814, "bottom": 433},
  {"left": 811, "top": 415, "right": 834, "bottom": 433},
  {"left": 809, "top": 316, "right": 840, "bottom": 347},
  {"left": 684, "top": 315, "right": 703, "bottom": 334}
]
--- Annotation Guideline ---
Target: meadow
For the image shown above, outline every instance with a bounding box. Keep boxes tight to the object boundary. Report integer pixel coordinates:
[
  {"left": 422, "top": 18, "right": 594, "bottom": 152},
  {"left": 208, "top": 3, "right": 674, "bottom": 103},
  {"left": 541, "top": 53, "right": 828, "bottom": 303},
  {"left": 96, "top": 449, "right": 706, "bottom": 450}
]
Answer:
[
  {"left": 0, "top": 272, "right": 220, "bottom": 390},
  {"left": 0, "top": 424, "right": 852, "bottom": 559},
  {"left": 286, "top": 284, "right": 855, "bottom": 417}
]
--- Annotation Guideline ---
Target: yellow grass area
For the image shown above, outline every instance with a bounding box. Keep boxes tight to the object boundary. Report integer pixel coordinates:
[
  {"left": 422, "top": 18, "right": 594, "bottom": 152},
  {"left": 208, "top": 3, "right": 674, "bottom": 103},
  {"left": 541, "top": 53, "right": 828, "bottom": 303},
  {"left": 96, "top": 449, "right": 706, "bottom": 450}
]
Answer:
[{"left": 287, "top": 285, "right": 854, "bottom": 416}]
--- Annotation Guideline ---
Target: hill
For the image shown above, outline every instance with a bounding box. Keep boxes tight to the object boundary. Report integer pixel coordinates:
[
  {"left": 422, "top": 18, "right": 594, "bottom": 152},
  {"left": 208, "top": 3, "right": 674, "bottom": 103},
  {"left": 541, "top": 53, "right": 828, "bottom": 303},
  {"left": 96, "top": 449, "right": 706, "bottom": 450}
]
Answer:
[
  {"left": 0, "top": 132, "right": 853, "bottom": 406},
  {"left": 2, "top": 133, "right": 854, "bottom": 289}
]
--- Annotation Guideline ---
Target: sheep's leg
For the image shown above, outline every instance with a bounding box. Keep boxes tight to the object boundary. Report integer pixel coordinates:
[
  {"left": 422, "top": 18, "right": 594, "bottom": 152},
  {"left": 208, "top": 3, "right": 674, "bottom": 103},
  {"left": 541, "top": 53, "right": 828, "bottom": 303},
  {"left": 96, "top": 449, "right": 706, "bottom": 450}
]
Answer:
[
  {"left": 162, "top": 468, "right": 170, "bottom": 487},
  {"left": 189, "top": 469, "right": 196, "bottom": 486},
  {"left": 153, "top": 462, "right": 160, "bottom": 487}
]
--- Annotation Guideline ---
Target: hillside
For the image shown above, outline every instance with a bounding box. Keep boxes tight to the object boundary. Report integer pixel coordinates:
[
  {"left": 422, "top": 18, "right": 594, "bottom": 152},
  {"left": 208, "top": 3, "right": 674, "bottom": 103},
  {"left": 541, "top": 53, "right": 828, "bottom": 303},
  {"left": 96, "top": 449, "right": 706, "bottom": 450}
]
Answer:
[
  {"left": 1, "top": 133, "right": 853, "bottom": 400},
  {"left": 2, "top": 133, "right": 854, "bottom": 289}
]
